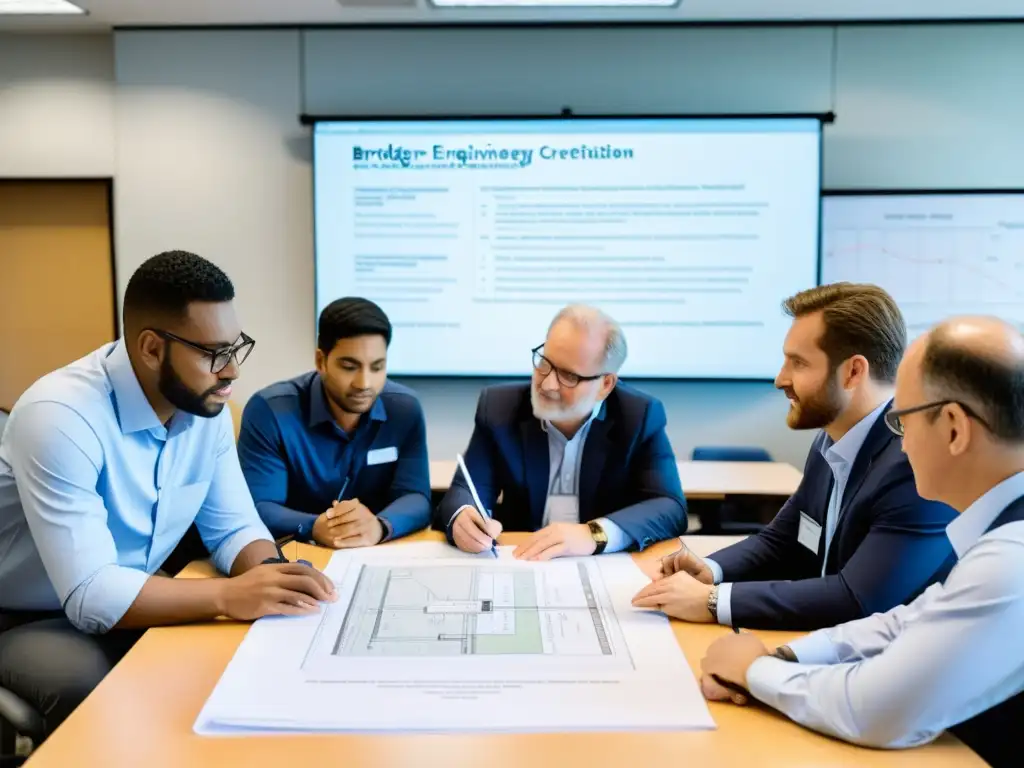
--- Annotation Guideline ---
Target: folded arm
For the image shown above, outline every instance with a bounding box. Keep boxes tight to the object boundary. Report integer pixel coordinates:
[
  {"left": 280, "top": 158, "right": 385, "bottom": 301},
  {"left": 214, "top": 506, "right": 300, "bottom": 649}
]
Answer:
[
  {"left": 724, "top": 486, "right": 956, "bottom": 630},
  {"left": 237, "top": 394, "right": 314, "bottom": 537},
  {"left": 603, "top": 399, "right": 687, "bottom": 549},
  {"left": 747, "top": 540, "right": 1024, "bottom": 748}
]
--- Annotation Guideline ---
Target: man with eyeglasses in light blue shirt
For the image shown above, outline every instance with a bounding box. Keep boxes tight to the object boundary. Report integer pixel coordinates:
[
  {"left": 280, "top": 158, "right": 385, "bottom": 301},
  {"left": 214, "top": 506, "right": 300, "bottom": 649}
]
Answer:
[
  {"left": 700, "top": 316, "right": 1024, "bottom": 768},
  {"left": 0, "top": 251, "right": 335, "bottom": 741}
]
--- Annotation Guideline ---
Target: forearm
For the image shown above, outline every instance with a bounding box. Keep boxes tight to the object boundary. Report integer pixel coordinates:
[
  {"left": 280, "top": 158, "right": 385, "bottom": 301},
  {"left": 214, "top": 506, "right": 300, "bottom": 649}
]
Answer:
[
  {"left": 728, "top": 577, "right": 863, "bottom": 631},
  {"left": 378, "top": 493, "right": 431, "bottom": 540},
  {"left": 114, "top": 574, "right": 227, "bottom": 629},
  {"left": 256, "top": 500, "right": 315, "bottom": 538},
  {"left": 230, "top": 539, "right": 280, "bottom": 576},
  {"left": 604, "top": 496, "right": 687, "bottom": 549}
]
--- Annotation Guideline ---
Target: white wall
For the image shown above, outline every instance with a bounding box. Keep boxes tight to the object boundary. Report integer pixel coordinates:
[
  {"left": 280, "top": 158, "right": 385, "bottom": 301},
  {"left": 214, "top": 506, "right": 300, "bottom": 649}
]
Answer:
[
  {"left": 10, "top": 23, "right": 1024, "bottom": 467},
  {"left": 0, "top": 34, "right": 115, "bottom": 177}
]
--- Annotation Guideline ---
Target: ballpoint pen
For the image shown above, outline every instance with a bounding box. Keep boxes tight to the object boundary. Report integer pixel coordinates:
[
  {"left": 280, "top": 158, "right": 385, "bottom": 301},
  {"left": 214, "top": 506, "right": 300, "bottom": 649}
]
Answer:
[{"left": 456, "top": 453, "right": 498, "bottom": 558}]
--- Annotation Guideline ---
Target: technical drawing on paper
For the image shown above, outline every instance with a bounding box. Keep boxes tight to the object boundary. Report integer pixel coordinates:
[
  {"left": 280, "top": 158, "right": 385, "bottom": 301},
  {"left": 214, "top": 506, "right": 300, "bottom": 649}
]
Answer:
[{"left": 330, "top": 561, "right": 615, "bottom": 658}]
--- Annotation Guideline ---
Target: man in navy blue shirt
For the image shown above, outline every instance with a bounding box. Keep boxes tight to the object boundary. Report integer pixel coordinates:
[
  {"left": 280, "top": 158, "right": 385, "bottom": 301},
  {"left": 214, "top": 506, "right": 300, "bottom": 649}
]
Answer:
[{"left": 238, "top": 298, "right": 431, "bottom": 548}]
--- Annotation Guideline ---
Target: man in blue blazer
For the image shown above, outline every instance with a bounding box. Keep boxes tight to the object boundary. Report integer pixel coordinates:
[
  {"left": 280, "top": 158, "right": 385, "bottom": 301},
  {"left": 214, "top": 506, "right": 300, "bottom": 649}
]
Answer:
[
  {"left": 633, "top": 283, "right": 958, "bottom": 630},
  {"left": 239, "top": 298, "right": 430, "bottom": 548},
  {"left": 435, "top": 305, "right": 687, "bottom": 559}
]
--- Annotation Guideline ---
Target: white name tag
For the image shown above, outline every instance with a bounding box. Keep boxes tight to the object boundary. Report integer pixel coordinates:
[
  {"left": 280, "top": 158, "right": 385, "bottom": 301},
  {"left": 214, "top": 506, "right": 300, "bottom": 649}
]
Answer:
[
  {"left": 798, "top": 511, "right": 823, "bottom": 554},
  {"left": 366, "top": 446, "right": 399, "bottom": 466}
]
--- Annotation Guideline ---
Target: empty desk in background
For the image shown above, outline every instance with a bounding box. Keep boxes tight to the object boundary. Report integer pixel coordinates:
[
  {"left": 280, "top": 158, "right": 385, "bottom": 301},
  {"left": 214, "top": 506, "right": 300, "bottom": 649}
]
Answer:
[{"left": 429, "top": 459, "right": 802, "bottom": 500}]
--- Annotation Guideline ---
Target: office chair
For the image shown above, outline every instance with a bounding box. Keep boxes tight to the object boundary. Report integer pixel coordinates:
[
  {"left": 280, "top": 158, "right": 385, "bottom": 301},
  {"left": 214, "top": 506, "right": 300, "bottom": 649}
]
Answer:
[
  {"left": 0, "top": 688, "right": 44, "bottom": 766},
  {"left": 691, "top": 445, "right": 773, "bottom": 463},
  {"left": 690, "top": 445, "right": 777, "bottom": 534},
  {"left": 1, "top": 409, "right": 46, "bottom": 765}
]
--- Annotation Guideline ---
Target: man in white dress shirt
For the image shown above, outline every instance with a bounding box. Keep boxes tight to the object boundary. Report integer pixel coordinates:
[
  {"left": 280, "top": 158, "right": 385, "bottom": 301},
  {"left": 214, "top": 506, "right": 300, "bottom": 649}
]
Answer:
[{"left": 699, "top": 315, "right": 1024, "bottom": 768}]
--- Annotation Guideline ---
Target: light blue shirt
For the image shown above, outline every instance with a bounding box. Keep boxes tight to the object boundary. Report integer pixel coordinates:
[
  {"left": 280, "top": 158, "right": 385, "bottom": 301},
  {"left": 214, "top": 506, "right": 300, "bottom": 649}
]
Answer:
[
  {"left": 0, "top": 341, "right": 272, "bottom": 633},
  {"left": 745, "top": 471, "right": 1024, "bottom": 749},
  {"left": 541, "top": 403, "right": 631, "bottom": 552},
  {"left": 706, "top": 401, "right": 888, "bottom": 626}
]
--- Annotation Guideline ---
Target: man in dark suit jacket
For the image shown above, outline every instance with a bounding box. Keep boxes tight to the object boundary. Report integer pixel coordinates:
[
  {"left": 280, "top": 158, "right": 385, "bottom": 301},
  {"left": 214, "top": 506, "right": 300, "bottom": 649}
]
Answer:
[
  {"left": 239, "top": 298, "right": 430, "bottom": 548},
  {"left": 436, "top": 305, "right": 687, "bottom": 559},
  {"left": 633, "top": 283, "right": 957, "bottom": 630}
]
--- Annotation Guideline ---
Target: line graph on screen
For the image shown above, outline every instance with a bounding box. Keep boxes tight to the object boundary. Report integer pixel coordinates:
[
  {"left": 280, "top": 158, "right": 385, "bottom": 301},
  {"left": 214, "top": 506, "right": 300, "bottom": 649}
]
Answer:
[{"left": 822, "top": 196, "right": 1024, "bottom": 336}]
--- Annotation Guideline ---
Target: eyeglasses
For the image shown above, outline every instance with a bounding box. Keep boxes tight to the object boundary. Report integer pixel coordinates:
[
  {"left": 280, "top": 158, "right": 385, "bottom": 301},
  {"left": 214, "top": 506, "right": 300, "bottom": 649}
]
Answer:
[
  {"left": 884, "top": 399, "right": 991, "bottom": 437},
  {"left": 531, "top": 344, "right": 605, "bottom": 389},
  {"left": 149, "top": 329, "right": 255, "bottom": 374}
]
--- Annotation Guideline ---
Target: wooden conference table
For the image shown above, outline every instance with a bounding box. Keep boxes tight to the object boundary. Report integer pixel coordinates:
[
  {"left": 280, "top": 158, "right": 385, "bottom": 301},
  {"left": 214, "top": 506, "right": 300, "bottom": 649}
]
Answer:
[
  {"left": 430, "top": 459, "right": 804, "bottom": 499},
  {"left": 25, "top": 532, "right": 981, "bottom": 768}
]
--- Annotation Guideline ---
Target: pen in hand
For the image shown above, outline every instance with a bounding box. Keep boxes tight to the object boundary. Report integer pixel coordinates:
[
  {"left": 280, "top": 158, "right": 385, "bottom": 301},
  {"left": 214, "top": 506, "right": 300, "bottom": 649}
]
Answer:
[{"left": 456, "top": 453, "right": 498, "bottom": 558}]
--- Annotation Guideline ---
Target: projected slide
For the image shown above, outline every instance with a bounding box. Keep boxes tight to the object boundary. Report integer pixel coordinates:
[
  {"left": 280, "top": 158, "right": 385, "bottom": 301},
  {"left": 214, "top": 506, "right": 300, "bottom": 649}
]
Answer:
[
  {"left": 822, "top": 194, "right": 1024, "bottom": 336},
  {"left": 314, "top": 118, "right": 821, "bottom": 378}
]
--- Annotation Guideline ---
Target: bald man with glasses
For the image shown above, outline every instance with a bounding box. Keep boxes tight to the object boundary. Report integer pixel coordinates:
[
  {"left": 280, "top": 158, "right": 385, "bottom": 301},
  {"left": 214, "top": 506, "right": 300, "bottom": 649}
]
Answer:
[{"left": 435, "top": 304, "right": 687, "bottom": 560}]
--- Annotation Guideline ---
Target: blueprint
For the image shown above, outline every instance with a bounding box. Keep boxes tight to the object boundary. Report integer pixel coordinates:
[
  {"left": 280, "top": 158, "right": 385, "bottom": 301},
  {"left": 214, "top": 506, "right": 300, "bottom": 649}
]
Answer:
[{"left": 332, "top": 562, "right": 613, "bottom": 658}]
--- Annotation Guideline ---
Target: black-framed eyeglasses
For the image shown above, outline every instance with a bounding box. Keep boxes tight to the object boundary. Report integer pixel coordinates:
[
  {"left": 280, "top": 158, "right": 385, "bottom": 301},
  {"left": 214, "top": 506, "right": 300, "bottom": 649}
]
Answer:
[
  {"left": 531, "top": 344, "right": 605, "bottom": 389},
  {"left": 149, "top": 329, "right": 255, "bottom": 374},
  {"left": 884, "top": 399, "right": 991, "bottom": 437}
]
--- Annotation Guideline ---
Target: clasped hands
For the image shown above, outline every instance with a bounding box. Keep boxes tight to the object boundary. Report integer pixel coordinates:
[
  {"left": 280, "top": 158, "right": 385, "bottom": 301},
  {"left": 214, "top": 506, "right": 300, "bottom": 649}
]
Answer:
[{"left": 311, "top": 497, "right": 385, "bottom": 549}]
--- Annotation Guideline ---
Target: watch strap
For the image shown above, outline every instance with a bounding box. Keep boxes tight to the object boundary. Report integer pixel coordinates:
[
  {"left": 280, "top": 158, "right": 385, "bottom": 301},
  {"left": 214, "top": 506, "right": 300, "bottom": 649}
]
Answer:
[
  {"left": 707, "top": 585, "right": 720, "bottom": 622},
  {"left": 586, "top": 520, "right": 608, "bottom": 554}
]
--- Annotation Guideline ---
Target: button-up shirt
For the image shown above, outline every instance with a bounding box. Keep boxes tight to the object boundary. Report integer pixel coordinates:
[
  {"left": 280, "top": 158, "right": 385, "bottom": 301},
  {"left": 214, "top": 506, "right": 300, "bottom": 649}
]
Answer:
[
  {"left": 707, "top": 401, "right": 888, "bottom": 625},
  {"left": 0, "top": 341, "right": 272, "bottom": 633},
  {"left": 745, "top": 471, "right": 1024, "bottom": 749},
  {"left": 541, "top": 403, "right": 630, "bottom": 551}
]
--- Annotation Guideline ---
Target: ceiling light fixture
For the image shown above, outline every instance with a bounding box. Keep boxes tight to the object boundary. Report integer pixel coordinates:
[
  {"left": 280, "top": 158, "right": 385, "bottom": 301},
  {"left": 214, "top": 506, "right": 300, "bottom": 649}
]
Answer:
[
  {"left": 0, "top": 0, "right": 85, "bottom": 14},
  {"left": 429, "top": 0, "right": 679, "bottom": 7}
]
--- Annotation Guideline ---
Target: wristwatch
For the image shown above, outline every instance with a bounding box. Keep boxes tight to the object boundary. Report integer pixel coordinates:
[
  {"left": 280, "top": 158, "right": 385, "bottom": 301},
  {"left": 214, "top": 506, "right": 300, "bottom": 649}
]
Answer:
[
  {"left": 587, "top": 520, "right": 608, "bottom": 554},
  {"left": 707, "top": 585, "right": 719, "bottom": 622}
]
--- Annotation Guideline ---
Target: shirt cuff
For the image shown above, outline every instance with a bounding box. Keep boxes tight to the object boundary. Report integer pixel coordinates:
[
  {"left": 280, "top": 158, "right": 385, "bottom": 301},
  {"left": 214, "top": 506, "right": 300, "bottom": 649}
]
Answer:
[
  {"left": 715, "top": 582, "right": 734, "bottom": 626},
  {"left": 211, "top": 524, "right": 273, "bottom": 576},
  {"left": 377, "top": 514, "right": 394, "bottom": 543},
  {"left": 594, "top": 518, "right": 633, "bottom": 553},
  {"left": 746, "top": 656, "right": 803, "bottom": 708},
  {"left": 705, "top": 557, "right": 724, "bottom": 585},
  {"left": 787, "top": 630, "right": 841, "bottom": 665},
  {"left": 64, "top": 564, "right": 151, "bottom": 634}
]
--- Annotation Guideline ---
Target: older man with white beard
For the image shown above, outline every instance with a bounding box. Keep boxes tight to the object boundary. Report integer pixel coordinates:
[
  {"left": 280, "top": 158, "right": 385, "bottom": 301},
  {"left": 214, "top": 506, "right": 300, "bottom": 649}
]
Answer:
[{"left": 436, "top": 304, "right": 687, "bottom": 559}]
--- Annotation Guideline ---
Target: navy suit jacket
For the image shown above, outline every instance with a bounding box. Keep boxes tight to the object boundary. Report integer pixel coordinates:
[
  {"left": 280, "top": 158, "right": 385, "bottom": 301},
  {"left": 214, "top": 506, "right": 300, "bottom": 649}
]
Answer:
[
  {"left": 708, "top": 404, "right": 958, "bottom": 630},
  {"left": 434, "top": 382, "right": 687, "bottom": 549},
  {"left": 239, "top": 375, "right": 430, "bottom": 541}
]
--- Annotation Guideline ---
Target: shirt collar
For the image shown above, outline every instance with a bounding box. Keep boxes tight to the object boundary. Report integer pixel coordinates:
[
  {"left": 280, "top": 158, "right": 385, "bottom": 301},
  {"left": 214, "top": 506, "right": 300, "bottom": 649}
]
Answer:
[
  {"left": 103, "top": 339, "right": 173, "bottom": 436},
  {"left": 821, "top": 400, "right": 889, "bottom": 467},
  {"left": 946, "top": 470, "right": 1024, "bottom": 557},
  {"left": 308, "top": 374, "right": 387, "bottom": 429}
]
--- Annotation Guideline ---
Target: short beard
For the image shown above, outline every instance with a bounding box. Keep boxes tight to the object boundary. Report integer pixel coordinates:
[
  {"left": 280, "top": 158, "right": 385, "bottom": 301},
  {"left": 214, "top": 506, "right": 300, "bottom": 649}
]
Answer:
[
  {"left": 531, "top": 386, "right": 596, "bottom": 423},
  {"left": 158, "top": 354, "right": 228, "bottom": 418},
  {"left": 786, "top": 372, "right": 844, "bottom": 430}
]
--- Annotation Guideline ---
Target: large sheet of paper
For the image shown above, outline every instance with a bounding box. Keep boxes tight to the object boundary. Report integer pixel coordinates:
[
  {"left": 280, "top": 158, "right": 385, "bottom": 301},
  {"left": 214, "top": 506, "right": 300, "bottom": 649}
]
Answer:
[{"left": 195, "top": 543, "right": 714, "bottom": 735}]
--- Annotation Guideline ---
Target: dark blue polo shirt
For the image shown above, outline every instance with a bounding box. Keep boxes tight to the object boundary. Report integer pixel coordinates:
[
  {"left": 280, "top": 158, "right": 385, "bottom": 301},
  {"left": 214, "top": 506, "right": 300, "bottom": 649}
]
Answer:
[{"left": 237, "top": 373, "right": 431, "bottom": 541}]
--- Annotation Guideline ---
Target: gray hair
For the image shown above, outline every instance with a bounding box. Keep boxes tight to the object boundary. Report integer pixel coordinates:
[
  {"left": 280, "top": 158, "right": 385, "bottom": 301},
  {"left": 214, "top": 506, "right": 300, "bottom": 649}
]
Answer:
[{"left": 548, "top": 304, "right": 628, "bottom": 373}]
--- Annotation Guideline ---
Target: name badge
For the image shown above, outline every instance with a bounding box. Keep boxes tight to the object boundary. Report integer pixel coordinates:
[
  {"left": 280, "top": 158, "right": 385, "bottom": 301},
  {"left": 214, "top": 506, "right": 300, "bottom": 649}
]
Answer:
[
  {"left": 366, "top": 446, "right": 398, "bottom": 466},
  {"left": 797, "top": 511, "right": 823, "bottom": 554}
]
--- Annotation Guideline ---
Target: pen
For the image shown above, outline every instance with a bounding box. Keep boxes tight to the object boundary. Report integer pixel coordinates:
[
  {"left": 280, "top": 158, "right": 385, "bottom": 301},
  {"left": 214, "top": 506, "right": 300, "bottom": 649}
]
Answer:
[
  {"left": 337, "top": 476, "right": 350, "bottom": 502},
  {"left": 456, "top": 453, "right": 498, "bottom": 558}
]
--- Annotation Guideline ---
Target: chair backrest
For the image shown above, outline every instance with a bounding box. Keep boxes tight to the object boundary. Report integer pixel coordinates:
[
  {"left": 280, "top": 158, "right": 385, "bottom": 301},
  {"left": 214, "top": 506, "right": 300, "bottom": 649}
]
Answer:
[{"left": 691, "top": 445, "right": 773, "bottom": 462}]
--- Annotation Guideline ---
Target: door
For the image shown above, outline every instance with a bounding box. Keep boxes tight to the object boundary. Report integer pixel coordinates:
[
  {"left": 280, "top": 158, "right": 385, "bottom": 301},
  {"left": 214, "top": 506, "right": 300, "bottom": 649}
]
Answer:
[{"left": 0, "top": 180, "right": 116, "bottom": 411}]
